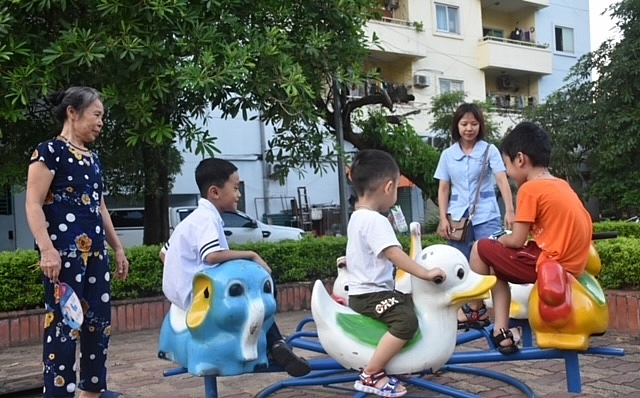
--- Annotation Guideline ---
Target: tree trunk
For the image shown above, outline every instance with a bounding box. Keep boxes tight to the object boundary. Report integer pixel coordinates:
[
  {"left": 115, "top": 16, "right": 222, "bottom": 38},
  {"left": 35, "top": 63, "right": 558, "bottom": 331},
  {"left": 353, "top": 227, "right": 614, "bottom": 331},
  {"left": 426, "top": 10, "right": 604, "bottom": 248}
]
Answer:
[{"left": 142, "top": 143, "right": 171, "bottom": 245}]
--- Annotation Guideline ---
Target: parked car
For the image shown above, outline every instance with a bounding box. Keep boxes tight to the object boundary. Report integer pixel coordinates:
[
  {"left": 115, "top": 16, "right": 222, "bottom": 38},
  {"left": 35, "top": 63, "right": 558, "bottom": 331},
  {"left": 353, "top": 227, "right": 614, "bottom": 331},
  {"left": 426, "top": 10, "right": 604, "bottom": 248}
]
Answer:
[{"left": 109, "top": 207, "right": 305, "bottom": 248}]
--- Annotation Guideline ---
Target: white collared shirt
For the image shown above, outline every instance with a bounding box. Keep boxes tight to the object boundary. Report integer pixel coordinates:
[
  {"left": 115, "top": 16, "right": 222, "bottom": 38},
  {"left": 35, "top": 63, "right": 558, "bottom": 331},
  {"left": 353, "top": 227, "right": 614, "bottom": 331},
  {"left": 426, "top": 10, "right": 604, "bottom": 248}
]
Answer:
[{"left": 162, "top": 198, "right": 228, "bottom": 310}]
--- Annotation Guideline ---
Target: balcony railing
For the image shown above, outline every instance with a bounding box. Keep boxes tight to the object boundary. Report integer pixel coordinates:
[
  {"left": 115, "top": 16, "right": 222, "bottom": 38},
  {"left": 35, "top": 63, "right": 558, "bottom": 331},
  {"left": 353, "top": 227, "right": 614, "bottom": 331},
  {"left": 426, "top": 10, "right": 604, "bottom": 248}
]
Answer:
[
  {"left": 482, "top": 35, "right": 549, "bottom": 49},
  {"left": 477, "top": 35, "right": 552, "bottom": 75},
  {"left": 348, "top": 82, "right": 414, "bottom": 104},
  {"left": 488, "top": 93, "right": 537, "bottom": 111}
]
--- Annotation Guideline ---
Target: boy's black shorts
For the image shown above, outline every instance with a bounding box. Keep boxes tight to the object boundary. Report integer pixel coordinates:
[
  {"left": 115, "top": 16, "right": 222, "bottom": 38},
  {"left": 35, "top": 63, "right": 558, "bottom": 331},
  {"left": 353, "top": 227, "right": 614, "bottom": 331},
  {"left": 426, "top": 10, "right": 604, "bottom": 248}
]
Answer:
[{"left": 349, "top": 290, "right": 418, "bottom": 340}]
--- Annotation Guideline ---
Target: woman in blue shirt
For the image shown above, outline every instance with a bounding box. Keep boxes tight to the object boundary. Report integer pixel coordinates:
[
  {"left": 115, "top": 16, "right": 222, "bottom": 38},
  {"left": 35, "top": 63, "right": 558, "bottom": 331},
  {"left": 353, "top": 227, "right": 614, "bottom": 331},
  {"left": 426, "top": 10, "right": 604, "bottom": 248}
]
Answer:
[{"left": 434, "top": 103, "right": 514, "bottom": 328}]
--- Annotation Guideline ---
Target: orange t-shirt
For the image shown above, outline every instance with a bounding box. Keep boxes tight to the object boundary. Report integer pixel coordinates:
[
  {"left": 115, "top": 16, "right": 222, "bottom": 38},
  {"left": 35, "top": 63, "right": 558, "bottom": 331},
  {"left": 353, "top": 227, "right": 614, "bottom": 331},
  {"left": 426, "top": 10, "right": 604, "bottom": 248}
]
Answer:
[{"left": 515, "top": 178, "right": 592, "bottom": 276}]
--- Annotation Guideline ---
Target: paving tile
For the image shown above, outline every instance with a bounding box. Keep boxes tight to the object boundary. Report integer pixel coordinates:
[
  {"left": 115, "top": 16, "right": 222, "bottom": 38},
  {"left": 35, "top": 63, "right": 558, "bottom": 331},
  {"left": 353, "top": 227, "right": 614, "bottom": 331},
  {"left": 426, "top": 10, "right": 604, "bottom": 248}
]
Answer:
[{"left": 2, "top": 310, "right": 639, "bottom": 397}]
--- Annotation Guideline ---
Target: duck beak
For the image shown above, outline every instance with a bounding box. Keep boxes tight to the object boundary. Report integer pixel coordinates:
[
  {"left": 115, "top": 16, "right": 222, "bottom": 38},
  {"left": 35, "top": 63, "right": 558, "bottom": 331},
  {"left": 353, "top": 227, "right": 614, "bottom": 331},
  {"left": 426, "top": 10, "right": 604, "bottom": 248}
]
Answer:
[{"left": 450, "top": 275, "right": 497, "bottom": 305}]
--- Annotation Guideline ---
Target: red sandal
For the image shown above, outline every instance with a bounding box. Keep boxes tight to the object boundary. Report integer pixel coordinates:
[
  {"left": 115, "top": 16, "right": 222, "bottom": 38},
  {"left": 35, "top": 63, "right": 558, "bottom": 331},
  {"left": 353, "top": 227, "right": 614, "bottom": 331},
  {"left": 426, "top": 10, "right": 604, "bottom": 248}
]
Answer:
[{"left": 354, "top": 369, "right": 407, "bottom": 397}]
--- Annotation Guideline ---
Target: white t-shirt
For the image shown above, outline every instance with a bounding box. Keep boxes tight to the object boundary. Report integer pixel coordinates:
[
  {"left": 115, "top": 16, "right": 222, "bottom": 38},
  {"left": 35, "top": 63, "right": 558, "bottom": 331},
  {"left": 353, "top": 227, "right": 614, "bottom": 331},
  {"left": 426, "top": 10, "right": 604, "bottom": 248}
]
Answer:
[
  {"left": 162, "top": 198, "right": 228, "bottom": 310},
  {"left": 346, "top": 209, "right": 401, "bottom": 296}
]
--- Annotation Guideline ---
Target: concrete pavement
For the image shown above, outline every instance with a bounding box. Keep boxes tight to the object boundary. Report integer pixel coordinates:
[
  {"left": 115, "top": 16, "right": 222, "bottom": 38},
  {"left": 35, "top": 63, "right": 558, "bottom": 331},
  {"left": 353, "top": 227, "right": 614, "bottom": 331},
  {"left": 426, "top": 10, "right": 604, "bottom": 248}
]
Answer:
[{"left": 2, "top": 310, "right": 640, "bottom": 397}]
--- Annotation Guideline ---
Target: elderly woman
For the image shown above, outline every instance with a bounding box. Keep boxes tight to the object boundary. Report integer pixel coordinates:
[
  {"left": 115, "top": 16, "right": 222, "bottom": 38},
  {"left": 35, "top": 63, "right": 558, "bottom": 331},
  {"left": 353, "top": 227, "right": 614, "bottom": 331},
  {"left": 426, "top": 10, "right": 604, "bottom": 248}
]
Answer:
[{"left": 25, "top": 86, "right": 128, "bottom": 398}]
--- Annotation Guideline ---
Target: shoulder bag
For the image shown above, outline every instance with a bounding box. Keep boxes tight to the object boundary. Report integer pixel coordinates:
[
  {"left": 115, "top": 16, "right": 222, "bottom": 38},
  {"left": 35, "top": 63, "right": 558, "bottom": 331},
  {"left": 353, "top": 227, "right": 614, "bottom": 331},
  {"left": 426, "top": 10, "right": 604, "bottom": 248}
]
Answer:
[{"left": 447, "top": 145, "right": 490, "bottom": 242}]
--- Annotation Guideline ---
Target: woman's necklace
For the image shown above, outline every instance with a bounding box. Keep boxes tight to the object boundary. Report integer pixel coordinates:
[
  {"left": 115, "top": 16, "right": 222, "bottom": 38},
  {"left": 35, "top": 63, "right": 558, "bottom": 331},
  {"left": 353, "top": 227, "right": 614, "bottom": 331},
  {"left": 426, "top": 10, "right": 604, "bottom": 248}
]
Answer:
[{"left": 58, "top": 135, "right": 90, "bottom": 153}]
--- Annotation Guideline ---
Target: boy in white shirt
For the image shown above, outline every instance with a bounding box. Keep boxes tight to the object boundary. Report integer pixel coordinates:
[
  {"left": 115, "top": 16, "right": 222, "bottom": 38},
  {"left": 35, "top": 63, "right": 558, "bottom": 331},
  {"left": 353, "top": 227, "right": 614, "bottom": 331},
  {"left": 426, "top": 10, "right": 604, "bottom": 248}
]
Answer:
[
  {"left": 347, "top": 149, "right": 446, "bottom": 397},
  {"left": 161, "top": 157, "right": 310, "bottom": 377}
]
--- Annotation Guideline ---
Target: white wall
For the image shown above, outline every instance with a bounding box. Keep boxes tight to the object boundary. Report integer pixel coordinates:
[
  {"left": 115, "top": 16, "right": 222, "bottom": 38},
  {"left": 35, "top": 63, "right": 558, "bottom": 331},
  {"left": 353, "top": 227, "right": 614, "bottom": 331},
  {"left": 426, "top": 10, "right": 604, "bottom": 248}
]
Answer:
[{"left": 172, "top": 108, "right": 345, "bottom": 220}]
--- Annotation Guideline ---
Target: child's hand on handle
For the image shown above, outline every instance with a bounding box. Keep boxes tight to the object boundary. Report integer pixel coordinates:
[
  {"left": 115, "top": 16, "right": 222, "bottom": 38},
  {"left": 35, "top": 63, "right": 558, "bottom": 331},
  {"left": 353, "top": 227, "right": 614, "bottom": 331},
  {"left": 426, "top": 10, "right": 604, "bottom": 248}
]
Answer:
[
  {"left": 250, "top": 251, "right": 272, "bottom": 273},
  {"left": 422, "top": 267, "right": 446, "bottom": 284}
]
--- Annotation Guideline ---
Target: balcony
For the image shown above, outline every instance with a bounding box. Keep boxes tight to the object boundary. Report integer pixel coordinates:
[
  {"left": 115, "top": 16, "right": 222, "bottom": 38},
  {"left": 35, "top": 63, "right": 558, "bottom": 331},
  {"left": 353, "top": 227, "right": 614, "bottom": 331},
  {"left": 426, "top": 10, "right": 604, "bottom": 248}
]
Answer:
[
  {"left": 365, "top": 19, "right": 427, "bottom": 63},
  {"left": 477, "top": 36, "right": 552, "bottom": 75},
  {"left": 488, "top": 93, "right": 537, "bottom": 113},
  {"left": 480, "top": 0, "right": 548, "bottom": 12}
]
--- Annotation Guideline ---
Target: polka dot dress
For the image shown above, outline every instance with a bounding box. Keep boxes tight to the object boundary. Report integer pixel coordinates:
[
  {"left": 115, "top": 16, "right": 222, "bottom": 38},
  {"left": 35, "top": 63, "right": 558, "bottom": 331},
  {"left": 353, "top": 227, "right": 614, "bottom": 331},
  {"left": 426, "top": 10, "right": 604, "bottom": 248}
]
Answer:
[{"left": 31, "top": 138, "right": 112, "bottom": 397}]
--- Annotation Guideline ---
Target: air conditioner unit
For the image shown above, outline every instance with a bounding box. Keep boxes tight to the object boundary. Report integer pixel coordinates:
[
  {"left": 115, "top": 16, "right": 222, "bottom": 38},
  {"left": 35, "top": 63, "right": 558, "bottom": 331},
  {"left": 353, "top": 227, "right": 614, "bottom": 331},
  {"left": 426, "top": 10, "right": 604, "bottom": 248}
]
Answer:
[
  {"left": 497, "top": 75, "right": 516, "bottom": 90},
  {"left": 267, "top": 163, "right": 284, "bottom": 179},
  {"left": 413, "top": 74, "right": 430, "bottom": 88}
]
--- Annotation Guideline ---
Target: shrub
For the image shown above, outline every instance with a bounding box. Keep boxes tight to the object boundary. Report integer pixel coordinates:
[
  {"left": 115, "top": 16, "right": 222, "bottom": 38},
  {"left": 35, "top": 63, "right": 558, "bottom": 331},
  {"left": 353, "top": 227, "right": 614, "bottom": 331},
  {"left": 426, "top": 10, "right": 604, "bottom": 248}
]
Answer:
[
  {"left": 0, "top": 234, "right": 445, "bottom": 312},
  {"left": 593, "top": 221, "right": 640, "bottom": 239},
  {"left": 594, "top": 237, "right": 640, "bottom": 290},
  {"left": 0, "top": 250, "right": 43, "bottom": 311},
  {"left": 3, "top": 227, "right": 637, "bottom": 312}
]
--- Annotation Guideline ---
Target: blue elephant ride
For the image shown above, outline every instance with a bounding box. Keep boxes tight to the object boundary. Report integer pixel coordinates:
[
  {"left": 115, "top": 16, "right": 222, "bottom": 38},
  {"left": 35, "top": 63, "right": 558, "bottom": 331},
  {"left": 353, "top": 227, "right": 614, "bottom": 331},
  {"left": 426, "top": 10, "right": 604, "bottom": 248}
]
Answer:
[{"left": 158, "top": 259, "right": 277, "bottom": 377}]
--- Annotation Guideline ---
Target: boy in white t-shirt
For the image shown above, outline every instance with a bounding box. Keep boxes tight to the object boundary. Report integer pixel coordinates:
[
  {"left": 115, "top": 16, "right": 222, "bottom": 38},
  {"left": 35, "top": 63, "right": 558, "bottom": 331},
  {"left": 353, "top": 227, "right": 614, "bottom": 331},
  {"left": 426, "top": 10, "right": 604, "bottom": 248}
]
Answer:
[
  {"left": 161, "top": 158, "right": 310, "bottom": 377},
  {"left": 347, "top": 149, "right": 446, "bottom": 397}
]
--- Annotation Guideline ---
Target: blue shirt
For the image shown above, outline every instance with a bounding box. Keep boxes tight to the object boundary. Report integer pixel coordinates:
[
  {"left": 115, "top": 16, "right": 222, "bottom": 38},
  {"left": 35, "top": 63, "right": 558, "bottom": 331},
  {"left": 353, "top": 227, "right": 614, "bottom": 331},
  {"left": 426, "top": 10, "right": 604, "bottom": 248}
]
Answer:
[{"left": 434, "top": 140, "right": 505, "bottom": 224}]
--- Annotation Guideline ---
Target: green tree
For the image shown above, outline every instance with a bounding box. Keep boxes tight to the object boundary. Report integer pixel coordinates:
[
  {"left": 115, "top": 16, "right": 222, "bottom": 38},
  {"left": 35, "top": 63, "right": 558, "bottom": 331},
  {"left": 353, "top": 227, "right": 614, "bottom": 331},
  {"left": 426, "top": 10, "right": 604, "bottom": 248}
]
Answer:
[
  {"left": 355, "top": 110, "right": 441, "bottom": 201},
  {"left": 525, "top": 0, "right": 639, "bottom": 218},
  {"left": 0, "top": 0, "right": 379, "bottom": 243}
]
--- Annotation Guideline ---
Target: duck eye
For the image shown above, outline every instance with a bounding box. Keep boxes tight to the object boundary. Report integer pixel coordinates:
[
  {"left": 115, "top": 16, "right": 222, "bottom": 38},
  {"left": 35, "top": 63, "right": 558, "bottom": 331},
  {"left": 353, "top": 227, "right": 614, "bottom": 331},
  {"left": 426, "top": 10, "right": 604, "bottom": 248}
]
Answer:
[
  {"left": 456, "top": 267, "right": 465, "bottom": 280},
  {"left": 229, "top": 283, "right": 244, "bottom": 297},
  {"left": 263, "top": 280, "right": 273, "bottom": 294}
]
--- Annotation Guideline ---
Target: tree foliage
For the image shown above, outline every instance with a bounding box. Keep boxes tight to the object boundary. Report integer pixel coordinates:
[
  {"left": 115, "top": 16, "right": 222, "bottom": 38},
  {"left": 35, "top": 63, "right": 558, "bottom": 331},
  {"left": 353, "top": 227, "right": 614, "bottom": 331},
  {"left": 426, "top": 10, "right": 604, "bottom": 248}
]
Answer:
[
  {"left": 356, "top": 110, "right": 441, "bottom": 201},
  {"left": 0, "top": 0, "right": 380, "bottom": 243},
  {"left": 524, "top": 0, "right": 640, "bottom": 218}
]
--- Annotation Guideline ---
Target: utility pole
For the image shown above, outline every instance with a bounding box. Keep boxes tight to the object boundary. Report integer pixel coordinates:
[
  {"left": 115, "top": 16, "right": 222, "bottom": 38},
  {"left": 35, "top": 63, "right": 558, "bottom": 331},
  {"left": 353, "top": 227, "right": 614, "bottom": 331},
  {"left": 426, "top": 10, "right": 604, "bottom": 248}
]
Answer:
[{"left": 332, "top": 79, "right": 350, "bottom": 235}]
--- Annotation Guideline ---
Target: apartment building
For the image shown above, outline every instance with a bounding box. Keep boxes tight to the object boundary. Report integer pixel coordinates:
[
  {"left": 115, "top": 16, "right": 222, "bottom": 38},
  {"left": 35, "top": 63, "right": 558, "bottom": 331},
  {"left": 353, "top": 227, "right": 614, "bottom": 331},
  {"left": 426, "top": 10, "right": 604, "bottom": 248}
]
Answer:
[
  {"left": 364, "top": 0, "right": 590, "bottom": 136},
  {"left": 0, "top": 0, "right": 591, "bottom": 250}
]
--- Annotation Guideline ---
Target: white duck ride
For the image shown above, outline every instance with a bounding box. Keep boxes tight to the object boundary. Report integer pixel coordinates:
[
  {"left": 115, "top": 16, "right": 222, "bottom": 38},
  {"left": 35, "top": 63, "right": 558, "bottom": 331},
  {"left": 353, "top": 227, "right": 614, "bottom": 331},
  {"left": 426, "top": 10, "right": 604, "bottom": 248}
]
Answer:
[{"left": 311, "top": 222, "right": 497, "bottom": 374}]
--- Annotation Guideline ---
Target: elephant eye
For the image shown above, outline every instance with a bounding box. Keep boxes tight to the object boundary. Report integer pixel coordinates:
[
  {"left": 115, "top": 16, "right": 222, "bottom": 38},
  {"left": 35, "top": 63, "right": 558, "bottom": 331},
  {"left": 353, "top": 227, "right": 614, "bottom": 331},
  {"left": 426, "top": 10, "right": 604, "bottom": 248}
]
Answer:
[
  {"left": 204, "top": 287, "right": 210, "bottom": 299},
  {"left": 229, "top": 283, "right": 244, "bottom": 297},
  {"left": 456, "top": 267, "right": 465, "bottom": 280},
  {"left": 263, "top": 280, "right": 273, "bottom": 294}
]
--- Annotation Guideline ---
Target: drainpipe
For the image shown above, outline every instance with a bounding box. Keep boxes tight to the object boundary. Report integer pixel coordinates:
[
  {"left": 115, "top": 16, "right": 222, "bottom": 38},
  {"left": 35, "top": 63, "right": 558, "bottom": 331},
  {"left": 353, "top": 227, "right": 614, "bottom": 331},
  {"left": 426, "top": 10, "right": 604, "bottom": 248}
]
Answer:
[{"left": 259, "top": 112, "right": 270, "bottom": 216}]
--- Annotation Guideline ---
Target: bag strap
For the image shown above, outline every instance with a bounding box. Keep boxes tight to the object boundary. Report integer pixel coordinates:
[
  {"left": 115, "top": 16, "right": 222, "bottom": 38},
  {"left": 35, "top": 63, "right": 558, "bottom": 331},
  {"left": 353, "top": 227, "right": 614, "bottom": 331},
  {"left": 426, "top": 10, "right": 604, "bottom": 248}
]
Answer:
[{"left": 469, "top": 145, "right": 490, "bottom": 220}]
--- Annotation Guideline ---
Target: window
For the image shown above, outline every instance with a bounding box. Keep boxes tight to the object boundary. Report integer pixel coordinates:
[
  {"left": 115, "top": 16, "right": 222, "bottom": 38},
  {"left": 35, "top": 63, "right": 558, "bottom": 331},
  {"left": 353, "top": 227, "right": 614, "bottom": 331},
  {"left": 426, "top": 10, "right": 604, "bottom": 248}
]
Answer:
[
  {"left": 435, "top": 4, "right": 459, "bottom": 34},
  {"left": 222, "top": 211, "right": 254, "bottom": 228},
  {"left": 177, "top": 208, "right": 195, "bottom": 222},
  {"left": 0, "top": 185, "right": 11, "bottom": 215},
  {"left": 439, "top": 78, "right": 464, "bottom": 94},
  {"left": 109, "top": 209, "right": 145, "bottom": 228},
  {"left": 555, "top": 26, "right": 574, "bottom": 53}
]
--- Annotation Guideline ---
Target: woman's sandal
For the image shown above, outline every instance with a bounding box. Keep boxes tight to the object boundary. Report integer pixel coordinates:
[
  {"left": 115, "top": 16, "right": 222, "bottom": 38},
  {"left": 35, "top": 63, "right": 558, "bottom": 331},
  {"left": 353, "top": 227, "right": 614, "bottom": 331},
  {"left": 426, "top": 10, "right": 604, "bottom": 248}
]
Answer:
[
  {"left": 354, "top": 369, "right": 407, "bottom": 397},
  {"left": 491, "top": 328, "right": 519, "bottom": 355},
  {"left": 457, "top": 303, "right": 491, "bottom": 330},
  {"left": 98, "top": 391, "right": 124, "bottom": 398}
]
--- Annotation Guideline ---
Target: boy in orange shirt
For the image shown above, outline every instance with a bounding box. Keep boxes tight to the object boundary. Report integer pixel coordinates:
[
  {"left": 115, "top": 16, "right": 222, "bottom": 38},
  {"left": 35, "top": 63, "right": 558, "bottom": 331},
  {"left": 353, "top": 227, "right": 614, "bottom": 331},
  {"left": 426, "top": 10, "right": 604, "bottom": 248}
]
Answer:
[{"left": 465, "top": 122, "right": 592, "bottom": 354}]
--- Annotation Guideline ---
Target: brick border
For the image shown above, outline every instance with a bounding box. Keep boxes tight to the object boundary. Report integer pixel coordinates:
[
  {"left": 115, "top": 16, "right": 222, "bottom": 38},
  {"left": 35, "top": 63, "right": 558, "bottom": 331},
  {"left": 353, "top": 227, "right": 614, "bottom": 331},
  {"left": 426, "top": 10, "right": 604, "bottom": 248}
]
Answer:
[{"left": 1, "top": 284, "right": 637, "bottom": 348}]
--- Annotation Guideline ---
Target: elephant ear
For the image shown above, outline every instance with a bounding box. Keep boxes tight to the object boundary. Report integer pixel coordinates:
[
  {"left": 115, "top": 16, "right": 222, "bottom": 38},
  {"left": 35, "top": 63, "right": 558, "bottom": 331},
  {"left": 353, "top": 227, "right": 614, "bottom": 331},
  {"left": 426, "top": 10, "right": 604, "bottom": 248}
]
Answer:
[{"left": 187, "top": 273, "right": 214, "bottom": 329}]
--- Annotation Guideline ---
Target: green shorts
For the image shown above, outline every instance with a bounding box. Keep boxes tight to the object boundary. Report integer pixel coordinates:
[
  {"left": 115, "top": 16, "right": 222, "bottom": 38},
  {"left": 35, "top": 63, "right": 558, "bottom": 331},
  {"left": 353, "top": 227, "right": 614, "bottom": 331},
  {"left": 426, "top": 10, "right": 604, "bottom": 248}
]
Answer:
[{"left": 348, "top": 290, "right": 418, "bottom": 340}]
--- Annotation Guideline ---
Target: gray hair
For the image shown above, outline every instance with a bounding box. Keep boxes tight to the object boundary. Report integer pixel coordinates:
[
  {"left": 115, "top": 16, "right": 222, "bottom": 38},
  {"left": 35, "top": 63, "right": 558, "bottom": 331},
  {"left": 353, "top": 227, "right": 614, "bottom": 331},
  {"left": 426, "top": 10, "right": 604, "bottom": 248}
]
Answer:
[{"left": 47, "top": 86, "right": 102, "bottom": 123}]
